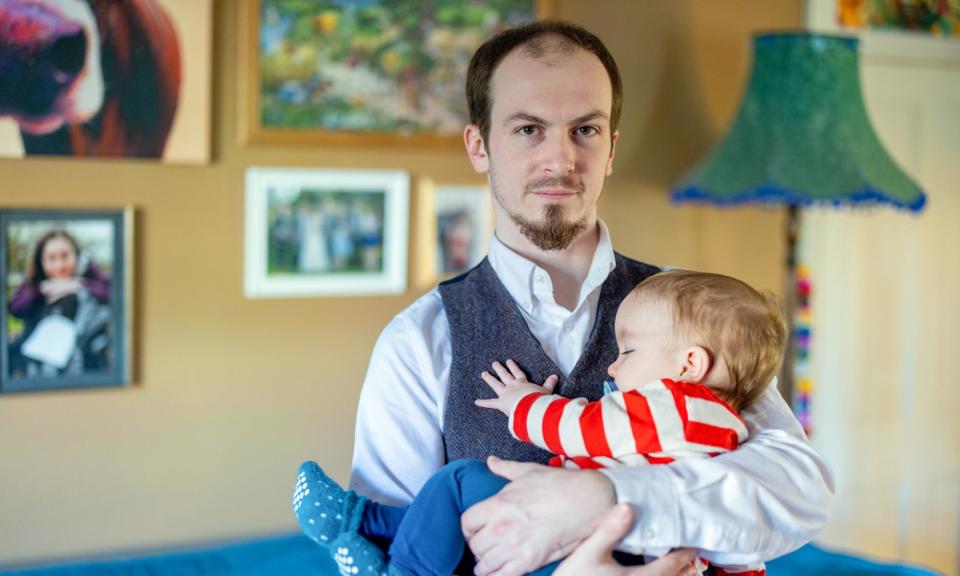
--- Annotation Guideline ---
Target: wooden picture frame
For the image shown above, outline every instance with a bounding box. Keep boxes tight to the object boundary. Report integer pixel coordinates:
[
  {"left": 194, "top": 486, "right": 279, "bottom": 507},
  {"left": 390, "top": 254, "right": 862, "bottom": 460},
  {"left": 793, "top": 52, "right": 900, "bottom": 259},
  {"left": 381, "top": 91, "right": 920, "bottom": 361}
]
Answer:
[
  {"left": 238, "top": 0, "right": 552, "bottom": 148},
  {"left": 244, "top": 167, "right": 409, "bottom": 298},
  {"left": 0, "top": 208, "right": 133, "bottom": 393},
  {"left": 414, "top": 178, "right": 491, "bottom": 287}
]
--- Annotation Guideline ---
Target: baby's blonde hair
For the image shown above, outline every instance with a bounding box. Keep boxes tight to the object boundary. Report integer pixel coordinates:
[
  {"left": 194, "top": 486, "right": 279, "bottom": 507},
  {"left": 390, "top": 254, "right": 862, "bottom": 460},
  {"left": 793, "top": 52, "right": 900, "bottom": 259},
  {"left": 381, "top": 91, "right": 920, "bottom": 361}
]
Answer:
[{"left": 629, "top": 270, "right": 788, "bottom": 412}]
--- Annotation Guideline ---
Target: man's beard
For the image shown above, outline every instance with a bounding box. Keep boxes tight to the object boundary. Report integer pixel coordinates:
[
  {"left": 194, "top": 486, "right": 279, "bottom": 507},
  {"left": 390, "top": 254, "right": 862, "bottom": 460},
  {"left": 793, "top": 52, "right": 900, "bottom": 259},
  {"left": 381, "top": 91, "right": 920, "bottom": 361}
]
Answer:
[
  {"left": 509, "top": 203, "right": 587, "bottom": 251},
  {"left": 488, "top": 160, "right": 589, "bottom": 251}
]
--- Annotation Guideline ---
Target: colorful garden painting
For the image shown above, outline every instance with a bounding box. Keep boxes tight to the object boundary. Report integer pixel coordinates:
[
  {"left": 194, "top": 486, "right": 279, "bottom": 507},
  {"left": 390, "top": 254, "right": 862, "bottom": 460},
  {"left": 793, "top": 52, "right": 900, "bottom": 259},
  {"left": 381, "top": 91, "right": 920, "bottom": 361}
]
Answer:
[
  {"left": 837, "top": 0, "right": 960, "bottom": 36},
  {"left": 257, "top": 0, "right": 541, "bottom": 137}
]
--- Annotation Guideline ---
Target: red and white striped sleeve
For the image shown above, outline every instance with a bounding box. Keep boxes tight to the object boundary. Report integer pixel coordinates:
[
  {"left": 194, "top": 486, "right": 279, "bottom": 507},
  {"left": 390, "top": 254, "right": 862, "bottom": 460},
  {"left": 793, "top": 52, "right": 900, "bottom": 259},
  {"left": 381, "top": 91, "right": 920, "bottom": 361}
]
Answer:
[{"left": 507, "top": 379, "right": 749, "bottom": 465}]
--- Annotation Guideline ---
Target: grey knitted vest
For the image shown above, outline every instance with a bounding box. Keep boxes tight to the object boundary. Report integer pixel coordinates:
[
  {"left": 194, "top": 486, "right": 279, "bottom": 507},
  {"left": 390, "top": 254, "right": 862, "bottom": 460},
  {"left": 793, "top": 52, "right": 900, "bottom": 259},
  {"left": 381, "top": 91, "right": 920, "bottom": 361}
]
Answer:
[{"left": 438, "top": 253, "right": 660, "bottom": 464}]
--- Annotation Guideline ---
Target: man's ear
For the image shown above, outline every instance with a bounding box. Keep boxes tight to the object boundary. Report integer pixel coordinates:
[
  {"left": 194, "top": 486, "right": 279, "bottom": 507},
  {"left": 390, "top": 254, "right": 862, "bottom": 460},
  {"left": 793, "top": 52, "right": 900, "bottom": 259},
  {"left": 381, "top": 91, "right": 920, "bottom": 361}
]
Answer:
[
  {"left": 464, "top": 124, "right": 489, "bottom": 174},
  {"left": 677, "top": 346, "right": 712, "bottom": 384},
  {"left": 605, "top": 130, "right": 620, "bottom": 176}
]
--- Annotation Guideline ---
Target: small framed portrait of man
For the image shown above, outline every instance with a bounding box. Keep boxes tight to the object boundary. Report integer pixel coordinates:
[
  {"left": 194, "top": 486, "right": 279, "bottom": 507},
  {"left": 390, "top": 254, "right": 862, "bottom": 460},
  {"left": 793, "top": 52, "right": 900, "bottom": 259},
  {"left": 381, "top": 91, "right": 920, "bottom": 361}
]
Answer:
[
  {"left": 0, "top": 209, "right": 133, "bottom": 393},
  {"left": 434, "top": 185, "right": 491, "bottom": 278}
]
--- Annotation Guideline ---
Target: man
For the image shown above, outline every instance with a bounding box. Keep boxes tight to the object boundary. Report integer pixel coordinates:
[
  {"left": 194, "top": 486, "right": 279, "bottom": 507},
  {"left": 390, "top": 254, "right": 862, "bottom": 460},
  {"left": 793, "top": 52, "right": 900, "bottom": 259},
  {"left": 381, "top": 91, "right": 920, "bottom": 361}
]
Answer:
[{"left": 349, "top": 20, "right": 833, "bottom": 575}]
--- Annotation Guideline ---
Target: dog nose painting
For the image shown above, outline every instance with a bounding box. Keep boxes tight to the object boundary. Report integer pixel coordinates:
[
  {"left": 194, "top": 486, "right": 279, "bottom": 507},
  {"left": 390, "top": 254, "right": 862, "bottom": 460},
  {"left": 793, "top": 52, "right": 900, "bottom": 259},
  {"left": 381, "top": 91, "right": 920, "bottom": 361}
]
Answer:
[{"left": 0, "top": 0, "right": 211, "bottom": 163}]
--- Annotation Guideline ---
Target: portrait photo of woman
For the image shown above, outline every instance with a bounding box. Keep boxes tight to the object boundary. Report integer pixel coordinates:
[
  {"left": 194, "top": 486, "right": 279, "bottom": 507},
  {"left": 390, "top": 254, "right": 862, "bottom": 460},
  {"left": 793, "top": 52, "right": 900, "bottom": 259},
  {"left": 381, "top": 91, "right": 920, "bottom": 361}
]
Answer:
[{"left": 1, "top": 210, "right": 131, "bottom": 393}]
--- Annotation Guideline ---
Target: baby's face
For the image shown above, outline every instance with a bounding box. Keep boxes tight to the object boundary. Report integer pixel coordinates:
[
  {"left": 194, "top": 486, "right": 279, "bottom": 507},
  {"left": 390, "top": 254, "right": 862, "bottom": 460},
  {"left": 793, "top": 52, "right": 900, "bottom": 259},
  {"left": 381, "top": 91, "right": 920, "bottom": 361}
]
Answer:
[{"left": 607, "top": 297, "right": 685, "bottom": 392}]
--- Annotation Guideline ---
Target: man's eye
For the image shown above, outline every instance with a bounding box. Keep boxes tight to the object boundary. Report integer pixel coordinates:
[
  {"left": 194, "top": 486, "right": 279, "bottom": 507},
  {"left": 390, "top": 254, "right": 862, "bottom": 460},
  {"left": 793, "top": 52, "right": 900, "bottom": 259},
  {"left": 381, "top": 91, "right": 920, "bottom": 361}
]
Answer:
[
  {"left": 575, "top": 125, "right": 599, "bottom": 137},
  {"left": 517, "top": 125, "right": 539, "bottom": 136}
]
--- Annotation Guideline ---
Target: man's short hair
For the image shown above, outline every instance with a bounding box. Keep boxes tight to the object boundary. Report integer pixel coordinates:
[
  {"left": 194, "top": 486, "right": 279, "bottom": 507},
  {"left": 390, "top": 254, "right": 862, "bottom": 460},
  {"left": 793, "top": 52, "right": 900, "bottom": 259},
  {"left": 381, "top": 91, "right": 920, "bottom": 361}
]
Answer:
[
  {"left": 466, "top": 20, "right": 623, "bottom": 145},
  {"left": 631, "top": 270, "right": 789, "bottom": 412}
]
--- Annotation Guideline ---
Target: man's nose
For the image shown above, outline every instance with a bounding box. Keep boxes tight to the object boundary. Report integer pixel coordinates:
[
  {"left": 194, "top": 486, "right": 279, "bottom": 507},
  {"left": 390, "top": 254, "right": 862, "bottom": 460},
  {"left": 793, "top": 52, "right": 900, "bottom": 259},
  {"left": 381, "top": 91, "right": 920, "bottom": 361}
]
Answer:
[{"left": 541, "top": 133, "right": 575, "bottom": 175}]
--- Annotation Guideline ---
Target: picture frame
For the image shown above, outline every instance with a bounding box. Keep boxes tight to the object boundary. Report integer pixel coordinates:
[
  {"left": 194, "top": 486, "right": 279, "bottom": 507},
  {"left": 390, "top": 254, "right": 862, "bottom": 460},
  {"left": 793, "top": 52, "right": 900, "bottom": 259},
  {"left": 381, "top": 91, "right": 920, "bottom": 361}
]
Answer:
[
  {"left": 0, "top": 0, "right": 213, "bottom": 163},
  {"left": 434, "top": 184, "right": 492, "bottom": 277},
  {"left": 806, "top": 0, "right": 960, "bottom": 63},
  {"left": 415, "top": 178, "right": 491, "bottom": 287},
  {"left": 238, "top": 0, "right": 552, "bottom": 148},
  {"left": 830, "top": 0, "right": 958, "bottom": 37},
  {"left": 0, "top": 208, "right": 133, "bottom": 393},
  {"left": 245, "top": 167, "right": 409, "bottom": 298}
]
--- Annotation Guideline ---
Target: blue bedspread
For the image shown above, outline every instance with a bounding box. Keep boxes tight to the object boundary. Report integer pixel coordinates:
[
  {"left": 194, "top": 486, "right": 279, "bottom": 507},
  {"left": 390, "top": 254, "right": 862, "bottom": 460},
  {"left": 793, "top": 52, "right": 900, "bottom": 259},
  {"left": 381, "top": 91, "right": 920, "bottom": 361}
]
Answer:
[
  {"left": 1, "top": 536, "right": 940, "bottom": 576},
  {"left": 1, "top": 535, "right": 333, "bottom": 576}
]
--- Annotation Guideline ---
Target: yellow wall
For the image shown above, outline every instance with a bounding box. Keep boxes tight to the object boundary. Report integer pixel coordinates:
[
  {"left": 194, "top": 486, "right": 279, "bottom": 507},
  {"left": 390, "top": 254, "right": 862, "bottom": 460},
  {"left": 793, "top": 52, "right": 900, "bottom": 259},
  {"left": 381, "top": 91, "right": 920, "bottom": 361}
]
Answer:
[{"left": 0, "top": 0, "right": 799, "bottom": 566}]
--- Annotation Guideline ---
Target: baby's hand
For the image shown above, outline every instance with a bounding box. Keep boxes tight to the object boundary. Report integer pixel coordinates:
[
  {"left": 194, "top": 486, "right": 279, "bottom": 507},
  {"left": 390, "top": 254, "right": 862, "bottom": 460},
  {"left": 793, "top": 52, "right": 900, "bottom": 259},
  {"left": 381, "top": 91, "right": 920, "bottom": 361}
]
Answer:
[{"left": 475, "top": 359, "right": 558, "bottom": 416}]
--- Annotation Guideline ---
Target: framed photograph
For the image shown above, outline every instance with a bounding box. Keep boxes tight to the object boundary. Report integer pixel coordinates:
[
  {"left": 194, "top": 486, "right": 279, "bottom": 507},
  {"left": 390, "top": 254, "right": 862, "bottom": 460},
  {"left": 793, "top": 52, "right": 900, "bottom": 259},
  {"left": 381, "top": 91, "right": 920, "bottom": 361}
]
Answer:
[
  {"left": 833, "top": 0, "right": 958, "bottom": 36},
  {"left": 806, "top": 0, "right": 960, "bottom": 62},
  {"left": 0, "top": 0, "right": 213, "bottom": 163},
  {"left": 414, "top": 179, "right": 492, "bottom": 287},
  {"left": 0, "top": 209, "right": 133, "bottom": 393},
  {"left": 239, "top": 0, "right": 552, "bottom": 147},
  {"left": 435, "top": 185, "right": 492, "bottom": 277},
  {"left": 245, "top": 167, "right": 409, "bottom": 298}
]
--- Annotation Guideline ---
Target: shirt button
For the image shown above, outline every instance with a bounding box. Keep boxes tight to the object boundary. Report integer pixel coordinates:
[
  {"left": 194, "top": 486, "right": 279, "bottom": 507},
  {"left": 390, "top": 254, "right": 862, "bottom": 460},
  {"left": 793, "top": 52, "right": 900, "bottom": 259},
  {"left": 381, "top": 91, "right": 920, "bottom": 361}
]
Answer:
[{"left": 643, "top": 528, "right": 656, "bottom": 539}]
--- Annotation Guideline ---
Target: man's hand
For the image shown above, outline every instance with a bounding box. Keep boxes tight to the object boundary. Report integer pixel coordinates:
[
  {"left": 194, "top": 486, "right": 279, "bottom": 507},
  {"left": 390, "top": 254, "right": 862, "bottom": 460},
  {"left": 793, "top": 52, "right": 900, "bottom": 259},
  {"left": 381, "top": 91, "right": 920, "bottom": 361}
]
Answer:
[
  {"left": 555, "top": 504, "right": 700, "bottom": 576},
  {"left": 475, "top": 359, "right": 558, "bottom": 416},
  {"left": 461, "top": 455, "right": 616, "bottom": 576}
]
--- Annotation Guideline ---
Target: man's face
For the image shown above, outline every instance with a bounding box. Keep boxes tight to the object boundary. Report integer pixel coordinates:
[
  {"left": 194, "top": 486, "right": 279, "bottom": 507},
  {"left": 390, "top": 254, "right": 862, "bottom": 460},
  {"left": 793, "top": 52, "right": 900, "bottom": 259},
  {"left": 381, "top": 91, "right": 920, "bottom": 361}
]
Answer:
[{"left": 466, "top": 43, "right": 618, "bottom": 251}]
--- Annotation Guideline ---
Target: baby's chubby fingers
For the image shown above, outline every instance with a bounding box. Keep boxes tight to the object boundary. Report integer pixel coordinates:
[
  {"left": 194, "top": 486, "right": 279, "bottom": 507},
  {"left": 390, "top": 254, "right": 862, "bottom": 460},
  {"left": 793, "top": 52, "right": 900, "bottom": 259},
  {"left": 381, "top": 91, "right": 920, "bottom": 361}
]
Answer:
[
  {"left": 542, "top": 374, "right": 559, "bottom": 393},
  {"left": 490, "top": 361, "right": 515, "bottom": 383},
  {"left": 481, "top": 370, "right": 506, "bottom": 392},
  {"left": 475, "top": 397, "right": 501, "bottom": 409},
  {"left": 504, "top": 359, "right": 529, "bottom": 380}
]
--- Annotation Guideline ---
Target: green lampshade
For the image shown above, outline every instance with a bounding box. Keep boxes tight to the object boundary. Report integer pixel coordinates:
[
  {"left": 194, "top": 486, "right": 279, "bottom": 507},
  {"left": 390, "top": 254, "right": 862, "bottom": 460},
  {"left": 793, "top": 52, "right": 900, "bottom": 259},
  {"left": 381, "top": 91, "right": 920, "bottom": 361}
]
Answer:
[{"left": 672, "top": 32, "right": 926, "bottom": 211}]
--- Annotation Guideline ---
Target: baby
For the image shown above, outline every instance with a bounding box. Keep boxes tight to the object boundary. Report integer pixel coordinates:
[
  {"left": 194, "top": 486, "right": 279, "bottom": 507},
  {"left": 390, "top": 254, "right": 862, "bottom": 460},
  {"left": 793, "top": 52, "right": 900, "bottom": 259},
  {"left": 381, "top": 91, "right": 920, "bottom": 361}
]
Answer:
[{"left": 293, "top": 270, "right": 787, "bottom": 576}]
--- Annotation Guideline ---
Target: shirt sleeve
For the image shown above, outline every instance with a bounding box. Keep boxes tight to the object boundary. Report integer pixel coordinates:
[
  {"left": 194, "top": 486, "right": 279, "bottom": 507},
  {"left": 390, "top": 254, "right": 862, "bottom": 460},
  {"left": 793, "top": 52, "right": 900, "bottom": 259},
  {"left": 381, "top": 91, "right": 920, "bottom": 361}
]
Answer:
[
  {"left": 348, "top": 293, "right": 448, "bottom": 506},
  {"left": 8, "top": 282, "right": 42, "bottom": 318},
  {"left": 600, "top": 382, "right": 834, "bottom": 565}
]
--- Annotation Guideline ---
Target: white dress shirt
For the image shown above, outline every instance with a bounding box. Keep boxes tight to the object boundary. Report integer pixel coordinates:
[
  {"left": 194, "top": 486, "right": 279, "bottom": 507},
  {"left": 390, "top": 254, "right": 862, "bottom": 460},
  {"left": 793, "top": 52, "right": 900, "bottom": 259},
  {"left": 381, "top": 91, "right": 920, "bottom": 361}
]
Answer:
[{"left": 349, "top": 222, "right": 834, "bottom": 564}]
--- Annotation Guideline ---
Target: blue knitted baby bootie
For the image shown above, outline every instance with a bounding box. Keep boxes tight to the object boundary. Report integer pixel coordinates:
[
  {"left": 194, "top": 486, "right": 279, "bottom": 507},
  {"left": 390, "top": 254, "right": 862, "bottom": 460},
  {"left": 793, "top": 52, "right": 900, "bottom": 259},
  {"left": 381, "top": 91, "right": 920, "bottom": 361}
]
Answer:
[
  {"left": 292, "top": 461, "right": 366, "bottom": 546},
  {"left": 328, "top": 530, "right": 407, "bottom": 576}
]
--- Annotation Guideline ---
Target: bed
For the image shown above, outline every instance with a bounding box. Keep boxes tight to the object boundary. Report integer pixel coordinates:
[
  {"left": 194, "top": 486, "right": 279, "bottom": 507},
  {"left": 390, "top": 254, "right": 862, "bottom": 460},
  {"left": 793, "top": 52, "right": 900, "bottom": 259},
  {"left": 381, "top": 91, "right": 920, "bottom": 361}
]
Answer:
[{"left": 0, "top": 535, "right": 940, "bottom": 576}]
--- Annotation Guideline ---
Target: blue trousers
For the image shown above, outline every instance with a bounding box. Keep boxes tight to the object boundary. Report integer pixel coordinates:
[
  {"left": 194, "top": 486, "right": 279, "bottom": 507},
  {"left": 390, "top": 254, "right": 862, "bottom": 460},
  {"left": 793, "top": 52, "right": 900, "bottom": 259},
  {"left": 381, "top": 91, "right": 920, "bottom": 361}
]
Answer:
[{"left": 360, "top": 459, "right": 561, "bottom": 576}]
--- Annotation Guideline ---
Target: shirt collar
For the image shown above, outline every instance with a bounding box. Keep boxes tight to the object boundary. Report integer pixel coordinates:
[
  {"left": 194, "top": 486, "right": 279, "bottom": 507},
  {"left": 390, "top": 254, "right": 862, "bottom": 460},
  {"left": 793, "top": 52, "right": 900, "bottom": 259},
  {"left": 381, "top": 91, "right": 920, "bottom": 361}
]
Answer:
[
  {"left": 581, "top": 220, "right": 616, "bottom": 299},
  {"left": 488, "top": 220, "right": 617, "bottom": 313}
]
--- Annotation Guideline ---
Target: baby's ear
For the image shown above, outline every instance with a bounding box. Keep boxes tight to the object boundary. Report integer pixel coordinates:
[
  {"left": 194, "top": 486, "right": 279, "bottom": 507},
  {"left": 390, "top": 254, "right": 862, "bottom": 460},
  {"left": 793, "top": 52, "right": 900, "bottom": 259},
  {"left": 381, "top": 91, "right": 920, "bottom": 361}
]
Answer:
[{"left": 677, "top": 346, "right": 711, "bottom": 383}]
